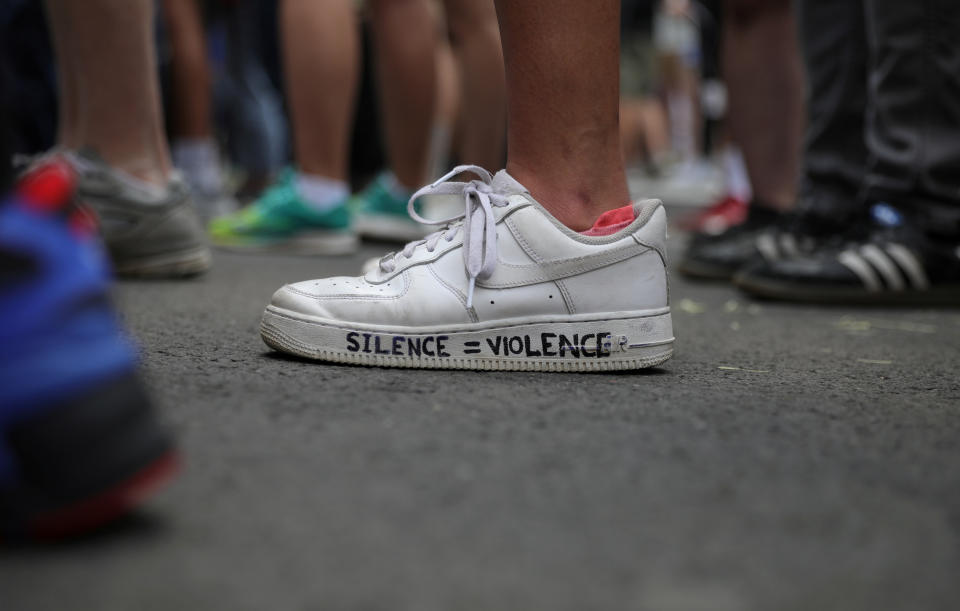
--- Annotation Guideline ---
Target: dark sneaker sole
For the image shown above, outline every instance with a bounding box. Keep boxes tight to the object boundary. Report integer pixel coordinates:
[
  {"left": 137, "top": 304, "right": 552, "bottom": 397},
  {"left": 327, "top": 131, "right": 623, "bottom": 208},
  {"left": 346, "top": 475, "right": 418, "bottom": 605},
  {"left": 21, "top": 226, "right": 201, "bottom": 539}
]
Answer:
[
  {"left": 0, "top": 373, "right": 178, "bottom": 541},
  {"left": 20, "top": 450, "right": 179, "bottom": 541},
  {"left": 677, "top": 257, "right": 739, "bottom": 281},
  {"left": 354, "top": 214, "right": 430, "bottom": 243},
  {"left": 112, "top": 245, "right": 212, "bottom": 278},
  {"left": 735, "top": 273, "right": 960, "bottom": 306},
  {"left": 212, "top": 231, "right": 358, "bottom": 256}
]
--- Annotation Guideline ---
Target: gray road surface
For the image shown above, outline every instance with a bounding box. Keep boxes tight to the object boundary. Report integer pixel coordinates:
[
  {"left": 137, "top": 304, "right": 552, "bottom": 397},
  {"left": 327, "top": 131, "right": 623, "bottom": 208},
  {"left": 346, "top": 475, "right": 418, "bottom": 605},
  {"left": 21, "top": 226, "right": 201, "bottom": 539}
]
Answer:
[{"left": 3, "top": 232, "right": 959, "bottom": 611}]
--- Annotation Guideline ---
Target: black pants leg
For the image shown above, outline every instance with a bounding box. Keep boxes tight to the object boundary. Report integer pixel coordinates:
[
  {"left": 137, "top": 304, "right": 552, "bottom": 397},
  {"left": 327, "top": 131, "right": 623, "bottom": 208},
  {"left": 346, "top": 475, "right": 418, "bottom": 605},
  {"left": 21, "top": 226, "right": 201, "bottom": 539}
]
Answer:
[
  {"left": 863, "top": 0, "right": 960, "bottom": 232},
  {"left": 796, "top": 0, "right": 869, "bottom": 221}
]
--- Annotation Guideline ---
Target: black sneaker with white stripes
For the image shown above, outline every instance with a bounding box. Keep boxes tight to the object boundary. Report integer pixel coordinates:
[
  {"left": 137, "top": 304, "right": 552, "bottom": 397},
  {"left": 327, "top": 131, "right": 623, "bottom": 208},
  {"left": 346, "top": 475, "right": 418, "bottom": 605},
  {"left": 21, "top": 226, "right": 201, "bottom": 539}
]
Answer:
[
  {"left": 735, "top": 203, "right": 960, "bottom": 305},
  {"left": 679, "top": 204, "right": 783, "bottom": 280},
  {"left": 679, "top": 203, "right": 841, "bottom": 281}
]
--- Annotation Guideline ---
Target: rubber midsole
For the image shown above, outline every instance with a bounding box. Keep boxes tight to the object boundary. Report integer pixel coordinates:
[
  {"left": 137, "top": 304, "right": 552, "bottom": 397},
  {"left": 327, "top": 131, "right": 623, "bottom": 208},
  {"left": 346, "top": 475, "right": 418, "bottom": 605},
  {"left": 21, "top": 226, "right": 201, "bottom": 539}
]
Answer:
[
  {"left": 263, "top": 307, "right": 674, "bottom": 362},
  {"left": 213, "top": 231, "right": 357, "bottom": 254},
  {"left": 354, "top": 214, "right": 429, "bottom": 241},
  {"left": 736, "top": 276, "right": 960, "bottom": 305},
  {"left": 1, "top": 372, "right": 175, "bottom": 538}
]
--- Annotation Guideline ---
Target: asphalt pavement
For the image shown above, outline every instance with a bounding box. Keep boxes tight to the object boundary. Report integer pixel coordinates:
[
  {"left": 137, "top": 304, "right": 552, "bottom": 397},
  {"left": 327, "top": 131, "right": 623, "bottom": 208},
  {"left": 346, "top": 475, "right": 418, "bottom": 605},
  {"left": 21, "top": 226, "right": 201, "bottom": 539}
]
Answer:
[{"left": 2, "top": 226, "right": 959, "bottom": 611}]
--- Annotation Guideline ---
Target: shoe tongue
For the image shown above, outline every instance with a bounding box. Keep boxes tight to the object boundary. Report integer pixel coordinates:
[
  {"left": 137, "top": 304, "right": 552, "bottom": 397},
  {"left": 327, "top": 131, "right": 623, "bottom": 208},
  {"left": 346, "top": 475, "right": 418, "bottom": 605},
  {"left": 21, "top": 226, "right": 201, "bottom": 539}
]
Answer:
[{"left": 490, "top": 170, "right": 530, "bottom": 195}]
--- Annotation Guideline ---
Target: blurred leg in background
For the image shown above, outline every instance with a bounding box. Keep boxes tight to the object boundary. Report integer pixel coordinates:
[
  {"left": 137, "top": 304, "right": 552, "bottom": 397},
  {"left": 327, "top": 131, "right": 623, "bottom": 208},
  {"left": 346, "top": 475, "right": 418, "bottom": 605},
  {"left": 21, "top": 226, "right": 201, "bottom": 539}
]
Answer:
[
  {"left": 723, "top": 0, "right": 803, "bottom": 214},
  {"left": 737, "top": 0, "right": 960, "bottom": 304},
  {"left": 47, "top": 0, "right": 170, "bottom": 184},
  {"left": 444, "top": 0, "right": 505, "bottom": 172},
  {"left": 350, "top": 0, "right": 441, "bottom": 242},
  {"left": 162, "top": 0, "right": 237, "bottom": 221},
  {"left": 429, "top": 13, "right": 461, "bottom": 179},
  {"left": 283, "top": 0, "right": 359, "bottom": 186},
  {"left": 210, "top": 0, "right": 360, "bottom": 254},
  {"left": 222, "top": 0, "right": 288, "bottom": 201},
  {"left": 368, "top": 0, "right": 437, "bottom": 191},
  {"left": 679, "top": 0, "right": 806, "bottom": 281},
  {"left": 353, "top": 0, "right": 506, "bottom": 241},
  {"left": 43, "top": 0, "right": 211, "bottom": 277},
  {"left": 794, "top": 0, "right": 868, "bottom": 228}
]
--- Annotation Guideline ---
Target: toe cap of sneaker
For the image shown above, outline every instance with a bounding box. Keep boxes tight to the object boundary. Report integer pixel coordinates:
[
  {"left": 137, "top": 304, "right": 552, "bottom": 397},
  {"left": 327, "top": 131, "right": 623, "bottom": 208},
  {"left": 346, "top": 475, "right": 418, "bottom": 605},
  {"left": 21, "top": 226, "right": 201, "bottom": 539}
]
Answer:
[{"left": 268, "top": 276, "right": 408, "bottom": 319}]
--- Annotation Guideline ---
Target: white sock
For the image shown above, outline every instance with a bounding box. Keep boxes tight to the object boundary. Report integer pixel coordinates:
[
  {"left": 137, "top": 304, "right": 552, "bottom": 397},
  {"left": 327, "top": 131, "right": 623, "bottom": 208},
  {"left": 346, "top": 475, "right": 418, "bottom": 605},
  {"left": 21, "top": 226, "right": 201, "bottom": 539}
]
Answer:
[
  {"left": 171, "top": 138, "right": 223, "bottom": 196},
  {"left": 722, "top": 146, "right": 752, "bottom": 202},
  {"left": 296, "top": 173, "right": 349, "bottom": 212}
]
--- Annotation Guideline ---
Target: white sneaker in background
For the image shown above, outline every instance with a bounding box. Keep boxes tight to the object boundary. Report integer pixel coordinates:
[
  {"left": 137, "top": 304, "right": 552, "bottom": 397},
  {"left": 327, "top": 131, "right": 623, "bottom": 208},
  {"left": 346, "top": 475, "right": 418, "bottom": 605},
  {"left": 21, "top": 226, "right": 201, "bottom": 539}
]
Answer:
[{"left": 261, "top": 166, "right": 674, "bottom": 372}]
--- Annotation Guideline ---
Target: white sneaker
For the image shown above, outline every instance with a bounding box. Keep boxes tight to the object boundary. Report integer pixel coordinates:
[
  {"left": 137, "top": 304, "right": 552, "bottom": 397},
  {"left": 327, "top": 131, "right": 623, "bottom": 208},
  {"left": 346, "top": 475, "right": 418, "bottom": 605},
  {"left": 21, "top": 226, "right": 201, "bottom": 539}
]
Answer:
[{"left": 260, "top": 166, "right": 674, "bottom": 371}]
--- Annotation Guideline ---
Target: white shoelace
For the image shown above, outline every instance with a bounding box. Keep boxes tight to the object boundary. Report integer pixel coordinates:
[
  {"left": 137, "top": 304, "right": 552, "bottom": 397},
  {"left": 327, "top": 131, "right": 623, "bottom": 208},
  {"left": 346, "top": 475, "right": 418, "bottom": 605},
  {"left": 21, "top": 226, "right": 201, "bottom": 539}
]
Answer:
[{"left": 378, "top": 165, "right": 512, "bottom": 307}]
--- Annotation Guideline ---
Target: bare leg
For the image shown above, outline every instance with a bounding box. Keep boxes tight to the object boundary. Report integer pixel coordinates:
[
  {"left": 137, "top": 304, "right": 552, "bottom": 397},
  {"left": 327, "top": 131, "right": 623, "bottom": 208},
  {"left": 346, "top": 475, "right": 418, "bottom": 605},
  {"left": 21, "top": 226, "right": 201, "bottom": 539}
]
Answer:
[
  {"left": 162, "top": 0, "right": 213, "bottom": 141},
  {"left": 163, "top": 0, "right": 231, "bottom": 209},
  {"left": 494, "top": 0, "right": 629, "bottom": 230},
  {"left": 44, "top": 0, "right": 171, "bottom": 185},
  {"left": 445, "top": 0, "right": 506, "bottom": 172},
  {"left": 723, "top": 0, "right": 804, "bottom": 211},
  {"left": 620, "top": 97, "right": 670, "bottom": 167},
  {"left": 640, "top": 99, "right": 670, "bottom": 164},
  {"left": 44, "top": 1, "right": 78, "bottom": 149},
  {"left": 368, "top": 0, "right": 437, "bottom": 190},
  {"left": 281, "top": 0, "right": 359, "bottom": 181},
  {"left": 431, "top": 25, "right": 461, "bottom": 178}
]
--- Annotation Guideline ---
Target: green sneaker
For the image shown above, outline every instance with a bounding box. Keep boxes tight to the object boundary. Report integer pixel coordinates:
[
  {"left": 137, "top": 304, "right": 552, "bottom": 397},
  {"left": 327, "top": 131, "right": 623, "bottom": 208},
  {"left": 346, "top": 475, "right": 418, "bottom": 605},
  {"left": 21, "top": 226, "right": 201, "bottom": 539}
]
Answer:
[
  {"left": 210, "top": 170, "right": 357, "bottom": 254},
  {"left": 351, "top": 173, "right": 430, "bottom": 242}
]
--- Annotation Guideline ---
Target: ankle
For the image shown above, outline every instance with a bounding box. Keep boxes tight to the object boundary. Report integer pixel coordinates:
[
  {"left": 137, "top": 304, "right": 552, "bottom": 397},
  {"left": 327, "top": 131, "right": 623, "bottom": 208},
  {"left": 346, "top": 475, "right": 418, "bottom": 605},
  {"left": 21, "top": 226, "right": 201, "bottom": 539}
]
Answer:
[
  {"left": 506, "top": 160, "right": 631, "bottom": 231},
  {"left": 109, "top": 159, "right": 170, "bottom": 188}
]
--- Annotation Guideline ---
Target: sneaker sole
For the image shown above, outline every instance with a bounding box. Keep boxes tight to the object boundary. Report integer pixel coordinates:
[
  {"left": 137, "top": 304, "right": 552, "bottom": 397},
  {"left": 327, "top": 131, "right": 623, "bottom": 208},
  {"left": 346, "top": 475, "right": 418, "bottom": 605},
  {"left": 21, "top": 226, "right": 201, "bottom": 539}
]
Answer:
[
  {"left": 213, "top": 231, "right": 358, "bottom": 256},
  {"left": 677, "top": 257, "right": 738, "bottom": 281},
  {"left": 354, "top": 214, "right": 430, "bottom": 242},
  {"left": 260, "top": 306, "right": 674, "bottom": 372},
  {"left": 1, "top": 373, "right": 178, "bottom": 541},
  {"left": 22, "top": 450, "right": 179, "bottom": 541},
  {"left": 113, "top": 245, "right": 212, "bottom": 278},
  {"left": 735, "top": 274, "right": 960, "bottom": 306}
]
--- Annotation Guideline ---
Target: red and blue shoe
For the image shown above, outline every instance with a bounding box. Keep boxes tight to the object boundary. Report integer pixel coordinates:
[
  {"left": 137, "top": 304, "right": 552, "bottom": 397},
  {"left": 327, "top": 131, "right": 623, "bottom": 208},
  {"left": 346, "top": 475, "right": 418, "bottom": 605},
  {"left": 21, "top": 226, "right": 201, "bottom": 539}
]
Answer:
[{"left": 0, "top": 158, "right": 178, "bottom": 541}]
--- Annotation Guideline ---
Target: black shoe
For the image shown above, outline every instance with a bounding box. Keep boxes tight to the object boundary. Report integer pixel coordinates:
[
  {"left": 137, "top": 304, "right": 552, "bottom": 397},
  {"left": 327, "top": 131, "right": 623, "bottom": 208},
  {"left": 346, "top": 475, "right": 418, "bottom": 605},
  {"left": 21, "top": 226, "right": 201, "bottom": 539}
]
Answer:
[
  {"left": 735, "top": 203, "right": 960, "bottom": 305},
  {"left": 679, "top": 199, "right": 853, "bottom": 281},
  {"left": 678, "top": 204, "right": 785, "bottom": 280}
]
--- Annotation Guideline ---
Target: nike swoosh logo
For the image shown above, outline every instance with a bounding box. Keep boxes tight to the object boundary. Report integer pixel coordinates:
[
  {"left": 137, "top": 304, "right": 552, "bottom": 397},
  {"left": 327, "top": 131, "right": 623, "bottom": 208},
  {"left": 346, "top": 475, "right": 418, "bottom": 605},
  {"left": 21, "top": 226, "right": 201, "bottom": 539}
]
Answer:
[{"left": 478, "top": 236, "right": 651, "bottom": 288}]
